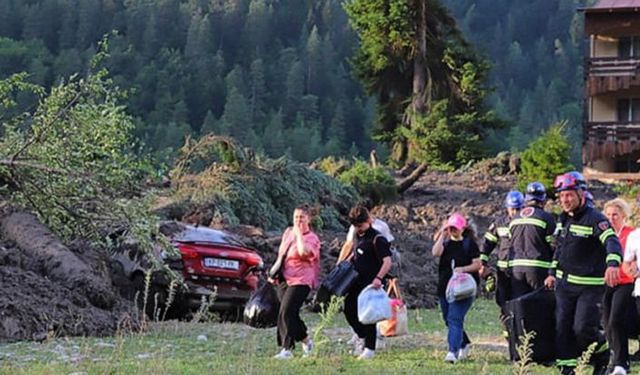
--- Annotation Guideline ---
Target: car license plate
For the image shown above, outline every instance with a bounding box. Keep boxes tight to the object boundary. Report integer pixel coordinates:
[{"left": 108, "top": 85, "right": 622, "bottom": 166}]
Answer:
[{"left": 203, "top": 257, "right": 239, "bottom": 270}]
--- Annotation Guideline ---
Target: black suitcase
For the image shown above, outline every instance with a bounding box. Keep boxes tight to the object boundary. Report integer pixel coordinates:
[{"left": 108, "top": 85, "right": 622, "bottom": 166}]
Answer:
[{"left": 505, "top": 288, "right": 556, "bottom": 364}]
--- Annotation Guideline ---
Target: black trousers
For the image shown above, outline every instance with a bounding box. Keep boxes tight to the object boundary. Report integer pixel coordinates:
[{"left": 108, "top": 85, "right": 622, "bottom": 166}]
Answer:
[
  {"left": 495, "top": 267, "right": 511, "bottom": 314},
  {"left": 511, "top": 267, "right": 547, "bottom": 300},
  {"left": 344, "top": 282, "right": 377, "bottom": 350},
  {"left": 276, "top": 284, "right": 311, "bottom": 350},
  {"left": 555, "top": 280, "right": 608, "bottom": 371},
  {"left": 603, "top": 283, "right": 634, "bottom": 368}
]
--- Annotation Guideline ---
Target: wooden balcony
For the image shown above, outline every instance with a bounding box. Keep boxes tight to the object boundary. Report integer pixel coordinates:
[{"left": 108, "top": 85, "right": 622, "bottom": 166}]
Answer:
[
  {"left": 586, "top": 57, "right": 640, "bottom": 95},
  {"left": 583, "top": 121, "right": 640, "bottom": 160}
]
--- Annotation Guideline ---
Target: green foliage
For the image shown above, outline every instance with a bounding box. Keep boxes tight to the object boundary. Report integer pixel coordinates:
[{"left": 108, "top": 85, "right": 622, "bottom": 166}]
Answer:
[
  {"left": 338, "top": 159, "right": 397, "bottom": 205},
  {"left": 517, "top": 122, "right": 573, "bottom": 192},
  {"left": 315, "top": 156, "right": 351, "bottom": 178},
  {"left": 0, "top": 0, "right": 378, "bottom": 161},
  {"left": 400, "top": 100, "right": 491, "bottom": 170},
  {"left": 169, "top": 135, "right": 358, "bottom": 231},
  {"left": 0, "top": 41, "right": 171, "bottom": 263}
]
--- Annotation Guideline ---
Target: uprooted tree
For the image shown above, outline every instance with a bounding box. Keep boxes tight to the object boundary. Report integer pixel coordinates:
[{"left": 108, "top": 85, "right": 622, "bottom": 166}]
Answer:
[{"left": 0, "top": 41, "right": 169, "bottom": 339}]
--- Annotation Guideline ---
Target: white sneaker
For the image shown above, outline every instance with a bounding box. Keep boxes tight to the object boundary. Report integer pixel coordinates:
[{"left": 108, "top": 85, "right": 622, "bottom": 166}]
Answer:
[
  {"left": 458, "top": 345, "right": 470, "bottom": 360},
  {"left": 444, "top": 351, "right": 458, "bottom": 363},
  {"left": 302, "top": 339, "right": 314, "bottom": 358},
  {"left": 611, "top": 366, "right": 627, "bottom": 375},
  {"left": 273, "top": 349, "right": 293, "bottom": 359},
  {"left": 358, "top": 348, "right": 375, "bottom": 360},
  {"left": 352, "top": 338, "right": 364, "bottom": 356}
]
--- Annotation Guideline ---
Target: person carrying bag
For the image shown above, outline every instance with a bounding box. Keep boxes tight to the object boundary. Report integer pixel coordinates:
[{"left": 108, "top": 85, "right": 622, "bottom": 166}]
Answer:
[
  {"left": 378, "top": 278, "right": 409, "bottom": 337},
  {"left": 341, "top": 205, "right": 392, "bottom": 360}
]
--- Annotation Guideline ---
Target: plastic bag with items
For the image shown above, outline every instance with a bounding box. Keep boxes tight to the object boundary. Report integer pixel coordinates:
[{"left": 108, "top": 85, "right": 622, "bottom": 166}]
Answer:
[
  {"left": 243, "top": 282, "right": 280, "bottom": 328},
  {"left": 358, "top": 285, "right": 392, "bottom": 325},
  {"left": 446, "top": 260, "right": 477, "bottom": 303}
]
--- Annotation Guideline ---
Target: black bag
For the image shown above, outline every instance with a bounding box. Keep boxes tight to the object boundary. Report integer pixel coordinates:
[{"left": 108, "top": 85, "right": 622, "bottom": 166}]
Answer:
[
  {"left": 504, "top": 287, "right": 556, "bottom": 364},
  {"left": 322, "top": 260, "right": 359, "bottom": 297},
  {"left": 243, "top": 283, "right": 280, "bottom": 328}
]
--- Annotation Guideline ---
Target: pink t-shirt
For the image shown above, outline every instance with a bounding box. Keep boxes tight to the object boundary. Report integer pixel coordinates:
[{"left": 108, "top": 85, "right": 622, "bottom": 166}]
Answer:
[{"left": 278, "top": 228, "right": 321, "bottom": 289}]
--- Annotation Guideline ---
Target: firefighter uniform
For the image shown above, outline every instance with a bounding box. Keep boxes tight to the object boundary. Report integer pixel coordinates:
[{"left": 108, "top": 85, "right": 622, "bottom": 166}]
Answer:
[
  {"left": 480, "top": 215, "right": 512, "bottom": 314},
  {"left": 552, "top": 205, "right": 622, "bottom": 373},
  {"left": 508, "top": 205, "right": 556, "bottom": 298}
]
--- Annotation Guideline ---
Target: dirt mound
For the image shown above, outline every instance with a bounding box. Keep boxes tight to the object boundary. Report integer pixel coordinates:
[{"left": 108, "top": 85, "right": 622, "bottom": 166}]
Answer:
[{"left": 0, "top": 211, "right": 138, "bottom": 342}]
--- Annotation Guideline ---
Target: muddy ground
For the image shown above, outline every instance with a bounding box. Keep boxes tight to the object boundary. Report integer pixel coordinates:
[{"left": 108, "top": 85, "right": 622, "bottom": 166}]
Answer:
[{"left": 0, "top": 164, "right": 620, "bottom": 342}]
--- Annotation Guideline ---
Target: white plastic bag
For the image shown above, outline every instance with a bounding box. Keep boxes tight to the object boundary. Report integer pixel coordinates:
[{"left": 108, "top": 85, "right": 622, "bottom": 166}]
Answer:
[
  {"left": 446, "top": 272, "right": 477, "bottom": 303},
  {"left": 633, "top": 277, "right": 640, "bottom": 297},
  {"left": 358, "top": 285, "right": 392, "bottom": 325}
]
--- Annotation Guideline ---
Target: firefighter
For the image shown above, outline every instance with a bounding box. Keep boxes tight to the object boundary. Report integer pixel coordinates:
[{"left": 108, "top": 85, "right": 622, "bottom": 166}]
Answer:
[
  {"left": 508, "top": 182, "right": 556, "bottom": 298},
  {"left": 545, "top": 172, "right": 622, "bottom": 375},
  {"left": 479, "top": 191, "right": 523, "bottom": 322}
]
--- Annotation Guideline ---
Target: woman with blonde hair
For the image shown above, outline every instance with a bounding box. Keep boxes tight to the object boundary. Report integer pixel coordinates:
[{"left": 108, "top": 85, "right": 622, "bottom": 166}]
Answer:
[{"left": 603, "top": 198, "right": 635, "bottom": 375}]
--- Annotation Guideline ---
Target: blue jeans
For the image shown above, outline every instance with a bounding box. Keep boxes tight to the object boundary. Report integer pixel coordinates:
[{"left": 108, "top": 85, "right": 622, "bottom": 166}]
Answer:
[{"left": 439, "top": 296, "right": 474, "bottom": 353}]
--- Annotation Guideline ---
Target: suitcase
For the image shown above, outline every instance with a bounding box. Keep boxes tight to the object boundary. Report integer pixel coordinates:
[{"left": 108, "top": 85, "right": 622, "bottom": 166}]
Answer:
[{"left": 504, "top": 288, "right": 555, "bottom": 364}]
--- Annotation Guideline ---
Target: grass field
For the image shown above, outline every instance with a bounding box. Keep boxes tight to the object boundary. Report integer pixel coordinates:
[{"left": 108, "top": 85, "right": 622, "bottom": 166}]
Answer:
[{"left": 0, "top": 298, "right": 567, "bottom": 374}]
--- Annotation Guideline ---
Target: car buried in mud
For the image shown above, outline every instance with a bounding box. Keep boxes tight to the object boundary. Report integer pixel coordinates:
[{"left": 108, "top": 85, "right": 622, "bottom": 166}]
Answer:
[{"left": 110, "top": 222, "right": 264, "bottom": 320}]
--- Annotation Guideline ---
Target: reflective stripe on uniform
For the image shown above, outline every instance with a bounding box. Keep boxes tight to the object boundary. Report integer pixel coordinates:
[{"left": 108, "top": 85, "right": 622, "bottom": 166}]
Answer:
[
  {"left": 569, "top": 224, "right": 593, "bottom": 236},
  {"left": 496, "top": 227, "right": 510, "bottom": 237},
  {"left": 556, "top": 359, "right": 577, "bottom": 367},
  {"left": 551, "top": 260, "right": 558, "bottom": 269},
  {"left": 510, "top": 259, "right": 552, "bottom": 268},
  {"left": 606, "top": 253, "right": 621, "bottom": 264},
  {"left": 566, "top": 274, "right": 604, "bottom": 285},
  {"left": 556, "top": 270, "right": 564, "bottom": 278},
  {"left": 545, "top": 235, "right": 553, "bottom": 243},
  {"left": 480, "top": 254, "right": 489, "bottom": 262},
  {"left": 497, "top": 260, "right": 509, "bottom": 269},
  {"left": 484, "top": 232, "right": 498, "bottom": 242},
  {"left": 510, "top": 218, "right": 548, "bottom": 229},
  {"left": 599, "top": 228, "right": 615, "bottom": 244}
]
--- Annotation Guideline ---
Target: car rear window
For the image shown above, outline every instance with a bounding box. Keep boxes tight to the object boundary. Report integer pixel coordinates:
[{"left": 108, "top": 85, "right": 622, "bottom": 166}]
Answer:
[{"left": 174, "top": 226, "right": 246, "bottom": 247}]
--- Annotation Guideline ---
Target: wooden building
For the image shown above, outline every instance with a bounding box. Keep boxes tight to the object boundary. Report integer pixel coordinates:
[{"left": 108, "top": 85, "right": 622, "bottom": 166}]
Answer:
[{"left": 582, "top": 0, "right": 640, "bottom": 177}]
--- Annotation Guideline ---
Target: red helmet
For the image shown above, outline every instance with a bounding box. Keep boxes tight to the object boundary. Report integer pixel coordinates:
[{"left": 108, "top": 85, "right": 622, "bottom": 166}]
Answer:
[{"left": 554, "top": 173, "right": 581, "bottom": 193}]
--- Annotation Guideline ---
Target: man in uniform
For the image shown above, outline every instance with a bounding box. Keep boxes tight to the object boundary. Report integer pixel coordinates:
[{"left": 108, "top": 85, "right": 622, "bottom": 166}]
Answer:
[{"left": 545, "top": 172, "right": 622, "bottom": 375}]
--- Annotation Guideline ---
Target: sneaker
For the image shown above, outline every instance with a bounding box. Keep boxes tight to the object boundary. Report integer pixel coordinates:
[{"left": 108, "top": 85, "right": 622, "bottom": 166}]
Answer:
[
  {"left": 611, "top": 366, "right": 627, "bottom": 375},
  {"left": 302, "top": 339, "right": 314, "bottom": 358},
  {"left": 273, "top": 349, "right": 293, "bottom": 359},
  {"left": 352, "top": 338, "right": 364, "bottom": 356},
  {"left": 458, "top": 345, "right": 470, "bottom": 360},
  {"left": 358, "top": 348, "right": 375, "bottom": 360},
  {"left": 444, "top": 351, "right": 458, "bottom": 363}
]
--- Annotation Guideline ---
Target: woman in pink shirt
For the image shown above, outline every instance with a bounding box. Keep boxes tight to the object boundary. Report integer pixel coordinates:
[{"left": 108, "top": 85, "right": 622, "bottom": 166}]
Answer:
[{"left": 272, "top": 205, "right": 321, "bottom": 359}]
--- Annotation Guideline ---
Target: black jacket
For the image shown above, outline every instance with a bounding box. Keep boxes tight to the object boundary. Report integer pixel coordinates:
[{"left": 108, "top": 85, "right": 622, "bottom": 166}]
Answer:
[
  {"left": 509, "top": 205, "right": 556, "bottom": 268},
  {"left": 551, "top": 204, "right": 622, "bottom": 285},
  {"left": 481, "top": 214, "right": 512, "bottom": 269}
]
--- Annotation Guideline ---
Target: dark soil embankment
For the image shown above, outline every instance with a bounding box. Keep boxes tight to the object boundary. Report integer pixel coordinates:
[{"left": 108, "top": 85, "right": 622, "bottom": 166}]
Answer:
[{"left": 0, "top": 209, "right": 137, "bottom": 342}]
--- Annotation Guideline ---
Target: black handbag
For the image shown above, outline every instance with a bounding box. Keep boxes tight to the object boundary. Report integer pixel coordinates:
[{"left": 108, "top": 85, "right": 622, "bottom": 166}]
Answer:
[{"left": 322, "top": 259, "right": 359, "bottom": 297}]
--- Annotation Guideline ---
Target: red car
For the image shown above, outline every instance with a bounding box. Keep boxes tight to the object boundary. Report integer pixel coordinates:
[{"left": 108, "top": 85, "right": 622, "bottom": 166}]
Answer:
[
  {"left": 170, "top": 225, "right": 264, "bottom": 316},
  {"left": 111, "top": 223, "right": 263, "bottom": 320}
]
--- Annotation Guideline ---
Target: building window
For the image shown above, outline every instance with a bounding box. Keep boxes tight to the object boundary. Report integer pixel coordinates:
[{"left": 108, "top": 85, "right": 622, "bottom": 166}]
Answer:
[
  {"left": 617, "top": 98, "right": 640, "bottom": 122},
  {"left": 619, "top": 37, "right": 640, "bottom": 57}
]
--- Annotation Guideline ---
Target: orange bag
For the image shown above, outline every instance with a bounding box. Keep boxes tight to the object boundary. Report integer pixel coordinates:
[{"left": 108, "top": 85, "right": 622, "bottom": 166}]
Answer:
[{"left": 377, "top": 278, "right": 408, "bottom": 337}]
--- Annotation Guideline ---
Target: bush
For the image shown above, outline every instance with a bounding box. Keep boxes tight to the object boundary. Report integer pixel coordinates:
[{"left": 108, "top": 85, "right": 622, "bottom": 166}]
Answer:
[
  {"left": 338, "top": 160, "right": 397, "bottom": 205},
  {"left": 517, "top": 122, "right": 573, "bottom": 194}
]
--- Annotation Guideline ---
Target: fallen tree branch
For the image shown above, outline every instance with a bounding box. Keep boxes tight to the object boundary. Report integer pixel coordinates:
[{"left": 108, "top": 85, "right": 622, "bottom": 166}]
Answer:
[{"left": 397, "top": 162, "right": 428, "bottom": 194}]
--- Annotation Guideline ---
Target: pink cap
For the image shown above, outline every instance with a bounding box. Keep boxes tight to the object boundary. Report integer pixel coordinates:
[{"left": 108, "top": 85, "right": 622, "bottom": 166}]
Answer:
[{"left": 447, "top": 213, "right": 467, "bottom": 231}]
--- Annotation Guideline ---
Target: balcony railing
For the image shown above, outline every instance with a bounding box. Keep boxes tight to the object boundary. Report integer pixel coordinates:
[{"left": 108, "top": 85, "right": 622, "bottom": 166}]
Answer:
[
  {"left": 584, "top": 121, "right": 640, "bottom": 141},
  {"left": 587, "top": 57, "right": 640, "bottom": 77}
]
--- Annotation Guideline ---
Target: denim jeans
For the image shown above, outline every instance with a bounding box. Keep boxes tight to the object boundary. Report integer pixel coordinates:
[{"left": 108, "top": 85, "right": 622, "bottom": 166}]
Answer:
[{"left": 439, "top": 295, "right": 474, "bottom": 353}]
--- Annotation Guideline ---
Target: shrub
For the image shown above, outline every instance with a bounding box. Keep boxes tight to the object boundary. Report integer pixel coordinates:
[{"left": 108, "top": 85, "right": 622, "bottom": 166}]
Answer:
[
  {"left": 338, "top": 159, "right": 397, "bottom": 205},
  {"left": 517, "top": 122, "right": 573, "bottom": 194}
]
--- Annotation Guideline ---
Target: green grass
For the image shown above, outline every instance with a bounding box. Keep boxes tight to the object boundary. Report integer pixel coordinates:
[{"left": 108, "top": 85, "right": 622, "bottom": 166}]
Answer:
[{"left": 0, "top": 299, "right": 561, "bottom": 375}]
